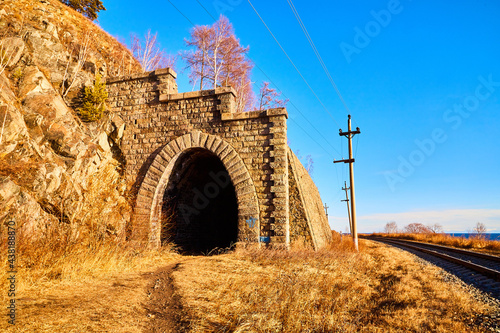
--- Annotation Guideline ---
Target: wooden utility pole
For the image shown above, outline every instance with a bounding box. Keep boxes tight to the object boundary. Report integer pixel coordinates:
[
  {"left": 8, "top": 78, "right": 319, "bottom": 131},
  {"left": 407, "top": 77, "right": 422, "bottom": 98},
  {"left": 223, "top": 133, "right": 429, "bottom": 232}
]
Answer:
[
  {"left": 341, "top": 181, "right": 352, "bottom": 236},
  {"left": 334, "top": 115, "right": 360, "bottom": 251}
]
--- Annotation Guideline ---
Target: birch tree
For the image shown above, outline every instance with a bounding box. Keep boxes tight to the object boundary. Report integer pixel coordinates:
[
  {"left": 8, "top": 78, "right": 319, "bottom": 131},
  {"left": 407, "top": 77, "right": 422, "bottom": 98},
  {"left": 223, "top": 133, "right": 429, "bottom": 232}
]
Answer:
[
  {"left": 183, "top": 15, "right": 254, "bottom": 111},
  {"left": 184, "top": 25, "right": 211, "bottom": 90},
  {"left": 131, "top": 30, "right": 175, "bottom": 72}
]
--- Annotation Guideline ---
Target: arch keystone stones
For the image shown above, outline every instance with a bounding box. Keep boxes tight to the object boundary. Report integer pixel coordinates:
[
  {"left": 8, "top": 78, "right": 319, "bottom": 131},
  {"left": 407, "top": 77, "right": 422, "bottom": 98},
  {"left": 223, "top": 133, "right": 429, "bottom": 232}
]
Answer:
[{"left": 131, "top": 131, "right": 260, "bottom": 248}]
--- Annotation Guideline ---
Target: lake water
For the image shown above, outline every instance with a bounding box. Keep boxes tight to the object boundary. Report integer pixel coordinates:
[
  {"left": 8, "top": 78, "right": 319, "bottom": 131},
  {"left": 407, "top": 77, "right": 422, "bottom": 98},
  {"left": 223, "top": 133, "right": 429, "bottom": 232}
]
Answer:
[{"left": 447, "top": 233, "right": 500, "bottom": 241}]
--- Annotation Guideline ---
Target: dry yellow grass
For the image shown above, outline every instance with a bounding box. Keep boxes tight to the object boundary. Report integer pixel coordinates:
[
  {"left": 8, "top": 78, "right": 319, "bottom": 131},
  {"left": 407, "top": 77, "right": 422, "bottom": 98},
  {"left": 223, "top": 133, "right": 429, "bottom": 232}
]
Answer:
[
  {"left": 2, "top": 187, "right": 496, "bottom": 331},
  {"left": 173, "top": 238, "right": 493, "bottom": 332},
  {"left": 1, "top": 231, "right": 496, "bottom": 332},
  {"left": 371, "top": 233, "right": 500, "bottom": 255},
  {"left": 0, "top": 230, "right": 181, "bottom": 332}
]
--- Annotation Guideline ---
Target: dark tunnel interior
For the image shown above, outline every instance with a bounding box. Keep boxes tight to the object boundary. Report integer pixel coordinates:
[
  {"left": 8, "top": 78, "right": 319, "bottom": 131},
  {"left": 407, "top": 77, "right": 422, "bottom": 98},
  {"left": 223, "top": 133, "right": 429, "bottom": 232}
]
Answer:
[{"left": 160, "top": 148, "right": 238, "bottom": 254}]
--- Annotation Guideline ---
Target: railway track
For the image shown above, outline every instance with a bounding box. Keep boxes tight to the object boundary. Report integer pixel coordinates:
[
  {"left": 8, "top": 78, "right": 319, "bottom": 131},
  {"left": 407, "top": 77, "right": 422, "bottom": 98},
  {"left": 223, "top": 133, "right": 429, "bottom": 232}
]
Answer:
[{"left": 366, "top": 237, "right": 500, "bottom": 300}]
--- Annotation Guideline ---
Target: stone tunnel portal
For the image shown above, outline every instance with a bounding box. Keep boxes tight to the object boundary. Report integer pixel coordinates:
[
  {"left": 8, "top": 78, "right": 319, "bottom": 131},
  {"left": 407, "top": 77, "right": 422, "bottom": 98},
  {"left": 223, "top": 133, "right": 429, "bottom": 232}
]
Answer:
[{"left": 160, "top": 148, "right": 239, "bottom": 253}]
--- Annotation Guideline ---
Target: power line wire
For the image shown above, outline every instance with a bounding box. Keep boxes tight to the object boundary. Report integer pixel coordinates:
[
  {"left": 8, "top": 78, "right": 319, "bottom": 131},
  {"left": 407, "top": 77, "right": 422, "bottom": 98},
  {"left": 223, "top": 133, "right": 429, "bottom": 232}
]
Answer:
[
  {"left": 247, "top": 0, "right": 341, "bottom": 128},
  {"left": 286, "top": 0, "right": 351, "bottom": 116},
  {"left": 251, "top": 60, "right": 340, "bottom": 156},
  {"left": 286, "top": 0, "right": 362, "bottom": 170},
  {"left": 288, "top": 117, "right": 333, "bottom": 157},
  {"left": 167, "top": 0, "right": 195, "bottom": 26},
  {"left": 172, "top": 0, "right": 341, "bottom": 157},
  {"left": 195, "top": 0, "right": 216, "bottom": 20}
]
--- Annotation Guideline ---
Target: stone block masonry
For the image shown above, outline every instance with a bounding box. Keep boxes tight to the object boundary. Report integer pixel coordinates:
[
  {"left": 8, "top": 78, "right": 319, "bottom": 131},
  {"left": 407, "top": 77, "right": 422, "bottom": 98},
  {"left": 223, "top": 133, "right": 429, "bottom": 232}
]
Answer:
[{"left": 106, "top": 68, "right": 331, "bottom": 249}]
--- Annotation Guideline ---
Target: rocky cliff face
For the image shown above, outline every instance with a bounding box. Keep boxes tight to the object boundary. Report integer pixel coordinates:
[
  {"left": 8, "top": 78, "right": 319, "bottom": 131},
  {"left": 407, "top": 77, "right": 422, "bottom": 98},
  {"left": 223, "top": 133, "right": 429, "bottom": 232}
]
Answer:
[{"left": 0, "top": 0, "right": 142, "bottom": 241}]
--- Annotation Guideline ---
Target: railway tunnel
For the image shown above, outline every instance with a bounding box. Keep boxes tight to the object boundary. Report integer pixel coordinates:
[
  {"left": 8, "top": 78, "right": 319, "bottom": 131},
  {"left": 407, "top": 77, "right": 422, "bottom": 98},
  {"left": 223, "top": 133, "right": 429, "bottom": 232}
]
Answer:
[
  {"left": 107, "top": 69, "right": 333, "bottom": 249},
  {"left": 160, "top": 148, "right": 239, "bottom": 254}
]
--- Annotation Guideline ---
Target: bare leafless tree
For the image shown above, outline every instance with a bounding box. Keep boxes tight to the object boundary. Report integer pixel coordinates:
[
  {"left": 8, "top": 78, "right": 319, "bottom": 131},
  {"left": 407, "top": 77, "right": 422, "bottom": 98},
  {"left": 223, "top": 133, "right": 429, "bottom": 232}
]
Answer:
[
  {"left": 108, "top": 36, "right": 133, "bottom": 77},
  {"left": 305, "top": 155, "right": 314, "bottom": 175},
  {"left": 384, "top": 221, "right": 398, "bottom": 234},
  {"left": 234, "top": 64, "right": 254, "bottom": 112},
  {"left": 60, "top": 32, "right": 92, "bottom": 98},
  {"left": 427, "top": 223, "right": 443, "bottom": 233},
  {"left": 404, "top": 223, "right": 431, "bottom": 234},
  {"left": 184, "top": 15, "right": 254, "bottom": 111},
  {"left": 185, "top": 25, "right": 211, "bottom": 90},
  {"left": 131, "top": 30, "right": 175, "bottom": 72},
  {"left": 473, "top": 222, "right": 487, "bottom": 235},
  {"left": 258, "top": 81, "right": 288, "bottom": 110}
]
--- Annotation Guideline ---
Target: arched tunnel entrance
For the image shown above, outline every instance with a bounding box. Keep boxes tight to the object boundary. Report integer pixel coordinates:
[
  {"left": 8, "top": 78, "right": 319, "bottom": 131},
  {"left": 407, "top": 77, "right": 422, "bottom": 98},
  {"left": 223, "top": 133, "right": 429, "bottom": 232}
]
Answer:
[{"left": 160, "top": 148, "right": 239, "bottom": 254}]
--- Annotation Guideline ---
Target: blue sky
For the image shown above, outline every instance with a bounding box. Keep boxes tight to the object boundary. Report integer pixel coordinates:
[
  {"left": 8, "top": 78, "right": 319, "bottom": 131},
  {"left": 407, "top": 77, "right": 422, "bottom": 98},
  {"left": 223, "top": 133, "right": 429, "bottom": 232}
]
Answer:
[{"left": 97, "top": 0, "right": 500, "bottom": 233}]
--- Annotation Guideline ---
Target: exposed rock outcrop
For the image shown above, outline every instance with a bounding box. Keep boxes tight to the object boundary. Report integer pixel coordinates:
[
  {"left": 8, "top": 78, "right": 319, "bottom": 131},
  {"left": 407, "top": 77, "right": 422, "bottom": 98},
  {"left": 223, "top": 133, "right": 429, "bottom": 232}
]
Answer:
[{"left": 0, "top": 0, "right": 141, "bottom": 240}]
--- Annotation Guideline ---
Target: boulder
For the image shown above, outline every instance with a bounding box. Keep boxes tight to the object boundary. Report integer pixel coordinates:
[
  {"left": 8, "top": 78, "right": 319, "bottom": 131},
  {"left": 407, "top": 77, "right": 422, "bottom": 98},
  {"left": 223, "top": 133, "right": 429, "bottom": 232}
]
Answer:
[
  {"left": 19, "top": 66, "right": 55, "bottom": 97},
  {"left": 0, "top": 37, "right": 25, "bottom": 68},
  {"left": 0, "top": 177, "right": 20, "bottom": 208},
  {"left": 0, "top": 177, "right": 59, "bottom": 235},
  {"left": 110, "top": 115, "right": 125, "bottom": 142},
  {"left": 0, "top": 0, "right": 138, "bottom": 241},
  {"left": 0, "top": 105, "right": 29, "bottom": 155},
  {"left": 97, "top": 132, "right": 110, "bottom": 153},
  {"left": 45, "top": 163, "right": 64, "bottom": 193}
]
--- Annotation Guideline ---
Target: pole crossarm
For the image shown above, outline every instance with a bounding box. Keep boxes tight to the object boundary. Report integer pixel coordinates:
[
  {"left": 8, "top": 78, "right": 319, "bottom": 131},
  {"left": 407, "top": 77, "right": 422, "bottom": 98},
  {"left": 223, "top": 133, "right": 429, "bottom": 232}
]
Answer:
[
  {"left": 339, "top": 128, "right": 360, "bottom": 138},
  {"left": 333, "top": 158, "right": 355, "bottom": 164}
]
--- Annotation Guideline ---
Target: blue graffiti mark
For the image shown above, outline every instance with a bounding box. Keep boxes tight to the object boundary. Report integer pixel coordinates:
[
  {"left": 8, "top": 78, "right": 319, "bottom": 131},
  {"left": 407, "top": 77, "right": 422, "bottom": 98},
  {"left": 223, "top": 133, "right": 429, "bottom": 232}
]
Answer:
[
  {"left": 246, "top": 217, "right": 257, "bottom": 228},
  {"left": 259, "top": 236, "right": 270, "bottom": 243}
]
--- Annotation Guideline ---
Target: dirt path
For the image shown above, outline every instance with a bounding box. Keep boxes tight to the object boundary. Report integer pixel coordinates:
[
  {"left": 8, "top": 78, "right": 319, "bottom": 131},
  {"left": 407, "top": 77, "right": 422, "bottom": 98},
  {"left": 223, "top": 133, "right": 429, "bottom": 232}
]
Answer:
[
  {"left": 144, "top": 262, "right": 190, "bottom": 333},
  {"left": 2, "top": 258, "right": 193, "bottom": 332}
]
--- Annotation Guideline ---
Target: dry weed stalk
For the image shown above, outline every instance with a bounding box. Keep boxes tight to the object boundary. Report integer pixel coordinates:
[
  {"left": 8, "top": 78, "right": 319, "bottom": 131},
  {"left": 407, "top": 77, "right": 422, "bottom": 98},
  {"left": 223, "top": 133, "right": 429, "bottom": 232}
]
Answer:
[{"left": 0, "top": 105, "right": 8, "bottom": 144}]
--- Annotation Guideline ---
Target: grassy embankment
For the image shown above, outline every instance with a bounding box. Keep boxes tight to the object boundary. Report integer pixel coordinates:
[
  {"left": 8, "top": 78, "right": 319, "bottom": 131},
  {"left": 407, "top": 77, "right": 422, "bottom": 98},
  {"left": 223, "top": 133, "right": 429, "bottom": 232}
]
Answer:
[
  {"left": 174, "top": 234, "right": 494, "bottom": 332},
  {"left": 1, "top": 232, "right": 496, "bottom": 332},
  {"left": 369, "top": 232, "right": 500, "bottom": 255}
]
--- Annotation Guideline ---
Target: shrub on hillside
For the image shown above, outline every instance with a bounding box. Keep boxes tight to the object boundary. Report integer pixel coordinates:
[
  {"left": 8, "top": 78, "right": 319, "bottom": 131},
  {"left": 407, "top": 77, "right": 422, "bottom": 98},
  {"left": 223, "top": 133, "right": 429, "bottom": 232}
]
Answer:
[{"left": 78, "top": 74, "right": 107, "bottom": 122}]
